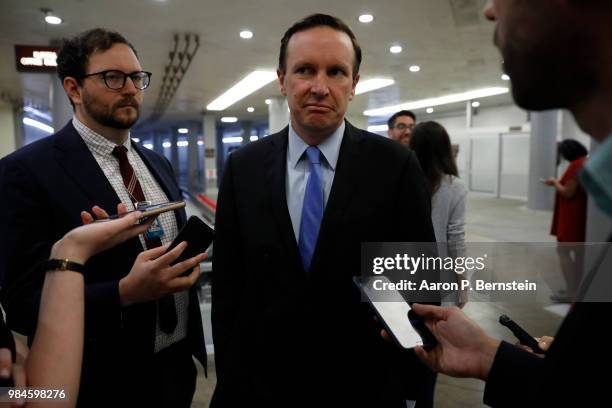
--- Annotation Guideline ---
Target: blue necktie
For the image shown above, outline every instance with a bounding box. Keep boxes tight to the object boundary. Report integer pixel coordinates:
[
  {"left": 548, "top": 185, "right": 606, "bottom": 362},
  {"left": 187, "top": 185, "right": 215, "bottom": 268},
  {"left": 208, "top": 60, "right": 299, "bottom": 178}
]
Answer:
[{"left": 299, "top": 146, "right": 324, "bottom": 272}]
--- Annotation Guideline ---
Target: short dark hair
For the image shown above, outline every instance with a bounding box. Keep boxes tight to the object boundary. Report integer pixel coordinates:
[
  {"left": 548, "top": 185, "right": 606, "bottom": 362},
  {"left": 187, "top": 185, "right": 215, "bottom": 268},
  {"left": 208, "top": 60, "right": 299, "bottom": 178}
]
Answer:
[
  {"left": 558, "top": 139, "right": 588, "bottom": 162},
  {"left": 410, "top": 121, "right": 458, "bottom": 194},
  {"left": 57, "top": 28, "right": 138, "bottom": 107},
  {"left": 278, "top": 14, "right": 362, "bottom": 78},
  {"left": 388, "top": 110, "right": 416, "bottom": 128}
]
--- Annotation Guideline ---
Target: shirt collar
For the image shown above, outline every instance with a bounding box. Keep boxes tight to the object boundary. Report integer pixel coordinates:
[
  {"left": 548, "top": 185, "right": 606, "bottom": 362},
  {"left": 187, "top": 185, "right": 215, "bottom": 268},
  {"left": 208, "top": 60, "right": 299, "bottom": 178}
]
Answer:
[
  {"left": 287, "top": 120, "right": 345, "bottom": 170},
  {"left": 580, "top": 133, "right": 612, "bottom": 217},
  {"left": 72, "top": 116, "right": 132, "bottom": 156}
]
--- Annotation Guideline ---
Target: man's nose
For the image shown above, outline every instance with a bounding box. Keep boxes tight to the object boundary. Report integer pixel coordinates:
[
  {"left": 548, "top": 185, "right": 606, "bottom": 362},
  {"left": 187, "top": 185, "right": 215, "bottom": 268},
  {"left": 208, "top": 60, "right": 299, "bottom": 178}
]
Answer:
[
  {"left": 483, "top": 0, "right": 496, "bottom": 21},
  {"left": 122, "top": 76, "right": 139, "bottom": 95},
  {"left": 310, "top": 73, "right": 330, "bottom": 96}
]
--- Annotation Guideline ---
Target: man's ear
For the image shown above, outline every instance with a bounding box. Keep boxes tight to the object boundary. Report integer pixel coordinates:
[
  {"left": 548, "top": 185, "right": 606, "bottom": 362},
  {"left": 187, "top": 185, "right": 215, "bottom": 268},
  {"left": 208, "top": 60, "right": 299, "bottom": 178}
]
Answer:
[
  {"left": 277, "top": 69, "right": 287, "bottom": 96},
  {"left": 349, "top": 73, "right": 360, "bottom": 101},
  {"left": 63, "top": 77, "right": 82, "bottom": 106}
]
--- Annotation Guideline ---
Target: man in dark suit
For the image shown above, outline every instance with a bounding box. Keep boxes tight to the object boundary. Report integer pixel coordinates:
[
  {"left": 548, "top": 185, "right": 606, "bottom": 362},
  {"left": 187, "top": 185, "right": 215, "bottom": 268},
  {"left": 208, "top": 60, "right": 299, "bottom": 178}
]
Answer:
[
  {"left": 408, "top": 1, "right": 612, "bottom": 406},
  {"left": 0, "top": 28, "right": 206, "bottom": 407},
  {"left": 211, "top": 14, "right": 436, "bottom": 407}
]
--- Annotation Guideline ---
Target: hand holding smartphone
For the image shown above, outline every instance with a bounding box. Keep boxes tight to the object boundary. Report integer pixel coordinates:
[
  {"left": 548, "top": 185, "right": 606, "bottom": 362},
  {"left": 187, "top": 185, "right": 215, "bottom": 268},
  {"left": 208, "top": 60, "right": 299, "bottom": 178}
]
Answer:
[
  {"left": 499, "top": 314, "right": 546, "bottom": 354},
  {"left": 96, "top": 201, "right": 186, "bottom": 222},
  {"left": 165, "top": 216, "right": 214, "bottom": 276}
]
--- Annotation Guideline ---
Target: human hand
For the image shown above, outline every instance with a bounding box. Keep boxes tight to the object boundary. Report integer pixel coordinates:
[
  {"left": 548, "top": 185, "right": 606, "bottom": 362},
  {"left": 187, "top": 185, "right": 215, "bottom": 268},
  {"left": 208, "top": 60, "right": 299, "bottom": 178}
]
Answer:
[
  {"left": 410, "top": 304, "right": 501, "bottom": 381},
  {"left": 0, "top": 348, "right": 26, "bottom": 407},
  {"left": 516, "top": 335, "right": 554, "bottom": 356},
  {"left": 118, "top": 243, "right": 207, "bottom": 306},
  {"left": 50, "top": 210, "right": 153, "bottom": 265},
  {"left": 544, "top": 177, "right": 556, "bottom": 186}
]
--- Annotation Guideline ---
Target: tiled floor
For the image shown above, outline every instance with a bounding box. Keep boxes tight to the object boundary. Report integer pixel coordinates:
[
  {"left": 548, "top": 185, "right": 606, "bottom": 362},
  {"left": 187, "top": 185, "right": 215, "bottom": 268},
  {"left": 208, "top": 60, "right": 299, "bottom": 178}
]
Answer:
[{"left": 190, "top": 193, "right": 567, "bottom": 407}]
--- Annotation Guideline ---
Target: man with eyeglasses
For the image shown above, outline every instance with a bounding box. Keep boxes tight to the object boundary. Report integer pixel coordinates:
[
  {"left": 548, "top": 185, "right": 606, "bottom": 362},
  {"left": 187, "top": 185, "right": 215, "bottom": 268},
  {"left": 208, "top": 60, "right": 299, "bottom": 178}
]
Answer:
[
  {"left": 0, "top": 28, "right": 206, "bottom": 407},
  {"left": 387, "top": 110, "right": 417, "bottom": 146}
]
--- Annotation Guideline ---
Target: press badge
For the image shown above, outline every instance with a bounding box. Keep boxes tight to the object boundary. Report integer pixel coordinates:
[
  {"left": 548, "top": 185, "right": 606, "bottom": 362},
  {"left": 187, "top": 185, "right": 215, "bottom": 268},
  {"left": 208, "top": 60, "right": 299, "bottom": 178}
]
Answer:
[{"left": 146, "top": 218, "right": 165, "bottom": 239}]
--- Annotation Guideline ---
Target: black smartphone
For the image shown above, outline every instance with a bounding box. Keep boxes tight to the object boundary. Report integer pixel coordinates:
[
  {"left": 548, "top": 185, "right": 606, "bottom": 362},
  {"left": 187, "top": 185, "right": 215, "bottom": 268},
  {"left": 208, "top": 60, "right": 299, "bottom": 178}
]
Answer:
[
  {"left": 354, "top": 276, "right": 437, "bottom": 350},
  {"left": 166, "top": 216, "right": 214, "bottom": 276},
  {"left": 499, "top": 314, "right": 545, "bottom": 354}
]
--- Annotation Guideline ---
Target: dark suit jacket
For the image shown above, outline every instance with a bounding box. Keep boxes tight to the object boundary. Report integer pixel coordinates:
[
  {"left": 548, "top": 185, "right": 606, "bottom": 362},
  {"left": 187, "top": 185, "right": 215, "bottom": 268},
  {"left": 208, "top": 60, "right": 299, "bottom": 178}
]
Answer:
[
  {"left": 484, "top": 246, "right": 612, "bottom": 407},
  {"left": 0, "top": 122, "right": 206, "bottom": 405},
  {"left": 211, "top": 122, "right": 437, "bottom": 407}
]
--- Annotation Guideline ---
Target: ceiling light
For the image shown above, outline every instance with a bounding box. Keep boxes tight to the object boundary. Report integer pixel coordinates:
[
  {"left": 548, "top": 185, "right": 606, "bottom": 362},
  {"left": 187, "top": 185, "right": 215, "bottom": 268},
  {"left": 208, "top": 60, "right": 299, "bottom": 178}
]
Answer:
[
  {"left": 206, "top": 70, "right": 277, "bottom": 111},
  {"left": 222, "top": 136, "right": 243, "bottom": 144},
  {"left": 240, "top": 30, "right": 253, "bottom": 39},
  {"left": 265, "top": 99, "right": 272, "bottom": 105},
  {"left": 501, "top": 74, "right": 510, "bottom": 81},
  {"left": 23, "top": 117, "right": 53, "bottom": 133},
  {"left": 471, "top": 101, "right": 481, "bottom": 108},
  {"left": 41, "top": 8, "right": 62, "bottom": 25},
  {"left": 389, "top": 45, "right": 402, "bottom": 54},
  {"left": 177, "top": 128, "right": 188, "bottom": 134},
  {"left": 367, "top": 124, "right": 389, "bottom": 132},
  {"left": 221, "top": 117, "right": 238, "bottom": 123},
  {"left": 247, "top": 106, "right": 255, "bottom": 113},
  {"left": 162, "top": 142, "right": 172, "bottom": 148},
  {"left": 355, "top": 78, "right": 395, "bottom": 95},
  {"left": 132, "top": 138, "right": 140, "bottom": 143},
  {"left": 363, "top": 87, "right": 509, "bottom": 116},
  {"left": 409, "top": 65, "right": 421, "bottom": 73},
  {"left": 177, "top": 141, "right": 189, "bottom": 147},
  {"left": 426, "top": 108, "right": 434, "bottom": 114},
  {"left": 358, "top": 14, "right": 374, "bottom": 23},
  {"left": 143, "top": 143, "right": 154, "bottom": 149},
  {"left": 197, "top": 140, "right": 204, "bottom": 146},
  {"left": 250, "top": 135, "right": 259, "bottom": 142}
]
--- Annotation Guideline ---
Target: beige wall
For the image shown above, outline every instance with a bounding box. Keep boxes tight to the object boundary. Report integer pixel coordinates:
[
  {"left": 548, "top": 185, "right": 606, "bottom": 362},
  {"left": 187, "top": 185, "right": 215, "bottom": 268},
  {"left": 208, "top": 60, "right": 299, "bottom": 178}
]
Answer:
[{"left": 0, "top": 100, "right": 16, "bottom": 158}]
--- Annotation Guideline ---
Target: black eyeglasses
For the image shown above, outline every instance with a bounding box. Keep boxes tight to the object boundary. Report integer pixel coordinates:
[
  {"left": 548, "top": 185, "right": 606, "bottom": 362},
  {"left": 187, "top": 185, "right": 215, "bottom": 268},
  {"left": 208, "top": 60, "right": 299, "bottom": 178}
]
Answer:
[
  {"left": 391, "top": 123, "right": 415, "bottom": 131},
  {"left": 82, "top": 70, "right": 152, "bottom": 90}
]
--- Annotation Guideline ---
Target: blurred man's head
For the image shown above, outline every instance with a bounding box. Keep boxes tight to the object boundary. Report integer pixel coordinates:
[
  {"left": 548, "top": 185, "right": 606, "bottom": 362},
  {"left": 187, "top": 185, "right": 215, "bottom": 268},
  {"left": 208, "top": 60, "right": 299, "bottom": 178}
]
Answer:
[
  {"left": 277, "top": 14, "right": 361, "bottom": 144},
  {"left": 58, "top": 28, "right": 148, "bottom": 131},
  {"left": 387, "top": 110, "right": 416, "bottom": 146},
  {"left": 483, "top": 0, "right": 611, "bottom": 114}
]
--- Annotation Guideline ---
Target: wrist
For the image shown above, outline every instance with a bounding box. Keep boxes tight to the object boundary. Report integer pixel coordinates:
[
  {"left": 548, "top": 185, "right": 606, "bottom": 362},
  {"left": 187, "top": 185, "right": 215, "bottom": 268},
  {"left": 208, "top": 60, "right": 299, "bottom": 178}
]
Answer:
[
  {"left": 118, "top": 277, "right": 134, "bottom": 306},
  {"left": 478, "top": 337, "right": 501, "bottom": 381},
  {"left": 50, "top": 238, "right": 88, "bottom": 265}
]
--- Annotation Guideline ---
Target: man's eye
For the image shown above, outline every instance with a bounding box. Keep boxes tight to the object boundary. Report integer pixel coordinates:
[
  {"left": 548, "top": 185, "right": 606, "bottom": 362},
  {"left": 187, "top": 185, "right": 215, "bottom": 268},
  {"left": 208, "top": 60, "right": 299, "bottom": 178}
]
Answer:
[{"left": 296, "top": 67, "right": 311, "bottom": 74}]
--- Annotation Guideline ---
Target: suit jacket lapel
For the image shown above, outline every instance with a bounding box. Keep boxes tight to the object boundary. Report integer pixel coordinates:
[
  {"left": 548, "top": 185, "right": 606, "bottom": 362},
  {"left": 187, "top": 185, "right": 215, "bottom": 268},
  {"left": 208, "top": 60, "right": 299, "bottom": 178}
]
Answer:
[
  {"left": 53, "top": 122, "right": 121, "bottom": 215},
  {"left": 265, "top": 129, "right": 303, "bottom": 272}
]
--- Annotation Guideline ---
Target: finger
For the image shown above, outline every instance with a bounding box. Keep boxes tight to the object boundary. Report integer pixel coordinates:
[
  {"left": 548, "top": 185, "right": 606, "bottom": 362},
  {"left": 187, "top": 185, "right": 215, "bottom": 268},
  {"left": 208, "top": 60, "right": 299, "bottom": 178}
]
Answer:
[
  {"left": 92, "top": 205, "right": 110, "bottom": 219},
  {"left": 168, "top": 263, "right": 202, "bottom": 291},
  {"left": 151, "top": 242, "right": 188, "bottom": 267},
  {"left": 412, "top": 303, "right": 449, "bottom": 321},
  {"left": 167, "top": 253, "right": 207, "bottom": 279},
  {"left": 413, "top": 346, "right": 434, "bottom": 369},
  {"left": 380, "top": 329, "right": 391, "bottom": 342},
  {"left": 81, "top": 211, "right": 95, "bottom": 225},
  {"left": 139, "top": 244, "right": 170, "bottom": 261},
  {"left": 0, "top": 348, "right": 11, "bottom": 379},
  {"left": 11, "top": 365, "right": 26, "bottom": 407},
  {"left": 117, "top": 202, "right": 128, "bottom": 215}
]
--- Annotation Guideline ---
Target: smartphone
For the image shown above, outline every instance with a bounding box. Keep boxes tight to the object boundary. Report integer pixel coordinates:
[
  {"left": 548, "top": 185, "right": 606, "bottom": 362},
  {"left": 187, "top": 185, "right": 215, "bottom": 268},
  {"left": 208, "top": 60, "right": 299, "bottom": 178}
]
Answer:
[
  {"left": 166, "top": 216, "right": 214, "bottom": 276},
  {"left": 499, "top": 314, "right": 545, "bottom": 354},
  {"left": 100, "top": 201, "right": 186, "bottom": 221},
  {"left": 354, "top": 276, "right": 437, "bottom": 350}
]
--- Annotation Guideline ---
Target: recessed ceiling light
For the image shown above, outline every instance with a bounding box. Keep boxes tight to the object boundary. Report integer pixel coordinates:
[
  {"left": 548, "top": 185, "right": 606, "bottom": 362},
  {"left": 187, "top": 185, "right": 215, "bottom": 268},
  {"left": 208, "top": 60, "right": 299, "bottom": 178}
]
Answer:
[
  {"left": 240, "top": 30, "right": 253, "bottom": 39},
  {"left": 249, "top": 135, "right": 259, "bottom": 141},
  {"left": 44, "top": 15, "right": 62, "bottom": 25},
  {"left": 409, "top": 65, "right": 421, "bottom": 73},
  {"left": 265, "top": 99, "right": 272, "bottom": 105},
  {"left": 358, "top": 14, "right": 374, "bottom": 23},
  {"left": 426, "top": 108, "right": 434, "bottom": 114},
  {"left": 162, "top": 142, "right": 172, "bottom": 148},
  {"left": 177, "top": 128, "right": 188, "bottom": 134},
  {"left": 222, "top": 136, "right": 243, "bottom": 144},
  {"left": 355, "top": 78, "right": 395, "bottom": 95},
  {"left": 247, "top": 106, "right": 255, "bottom": 113},
  {"left": 501, "top": 74, "right": 510, "bottom": 81},
  {"left": 363, "top": 87, "right": 510, "bottom": 116},
  {"left": 471, "top": 101, "right": 481, "bottom": 108},
  {"left": 197, "top": 140, "right": 204, "bottom": 146},
  {"left": 367, "top": 124, "right": 389, "bottom": 132},
  {"left": 389, "top": 45, "right": 402, "bottom": 54},
  {"left": 22, "top": 117, "right": 53, "bottom": 133},
  {"left": 177, "top": 140, "right": 189, "bottom": 147},
  {"left": 221, "top": 117, "right": 238, "bottom": 123},
  {"left": 143, "top": 143, "right": 154, "bottom": 149},
  {"left": 206, "top": 70, "right": 277, "bottom": 111},
  {"left": 132, "top": 138, "right": 140, "bottom": 143}
]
